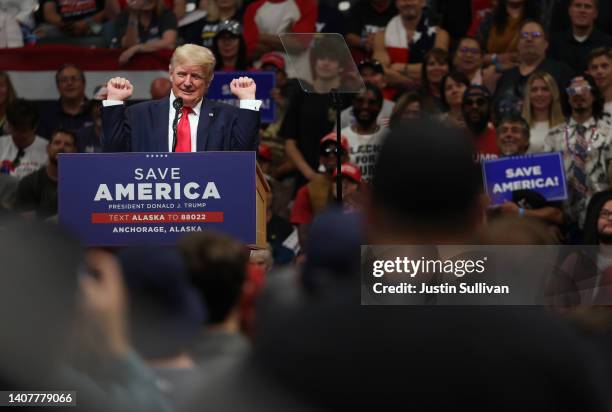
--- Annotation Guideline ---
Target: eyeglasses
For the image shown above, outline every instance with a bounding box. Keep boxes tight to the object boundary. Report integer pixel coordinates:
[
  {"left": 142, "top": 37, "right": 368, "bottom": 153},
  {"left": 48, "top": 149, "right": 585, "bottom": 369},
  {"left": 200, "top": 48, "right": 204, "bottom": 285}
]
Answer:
[
  {"left": 459, "top": 47, "right": 480, "bottom": 55},
  {"left": 498, "top": 126, "right": 525, "bottom": 135},
  {"left": 57, "top": 75, "right": 82, "bottom": 84},
  {"left": 321, "top": 146, "right": 346, "bottom": 156},
  {"left": 359, "top": 59, "right": 382, "bottom": 68},
  {"left": 566, "top": 85, "right": 592, "bottom": 95},
  {"left": 600, "top": 209, "right": 612, "bottom": 220},
  {"left": 464, "top": 97, "right": 487, "bottom": 106},
  {"left": 520, "top": 31, "right": 543, "bottom": 40}
]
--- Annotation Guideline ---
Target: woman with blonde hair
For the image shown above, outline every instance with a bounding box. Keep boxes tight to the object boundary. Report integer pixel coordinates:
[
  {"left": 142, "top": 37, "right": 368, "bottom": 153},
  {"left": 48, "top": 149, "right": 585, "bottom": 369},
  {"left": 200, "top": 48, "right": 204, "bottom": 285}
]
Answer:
[
  {"left": 521, "top": 71, "right": 564, "bottom": 154},
  {"left": 0, "top": 72, "right": 17, "bottom": 135}
]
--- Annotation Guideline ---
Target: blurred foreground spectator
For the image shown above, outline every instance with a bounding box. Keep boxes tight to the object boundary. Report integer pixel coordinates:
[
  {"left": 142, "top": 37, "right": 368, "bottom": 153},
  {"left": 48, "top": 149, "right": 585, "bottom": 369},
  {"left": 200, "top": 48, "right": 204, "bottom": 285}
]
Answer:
[
  {"left": 118, "top": 246, "right": 204, "bottom": 409},
  {"left": 14, "top": 129, "right": 77, "bottom": 219},
  {"left": 180, "top": 231, "right": 252, "bottom": 371},
  {"left": 0, "top": 221, "right": 174, "bottom": 411}
]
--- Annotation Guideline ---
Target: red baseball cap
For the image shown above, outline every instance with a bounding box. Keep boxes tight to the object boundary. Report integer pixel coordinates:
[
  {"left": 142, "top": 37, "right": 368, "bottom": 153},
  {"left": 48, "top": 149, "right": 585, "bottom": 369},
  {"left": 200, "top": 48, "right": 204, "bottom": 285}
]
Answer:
[
  {"left": 320, "top": 132, "right": 349, "bottom": 153},
  {"left": 333, "top": 162, "right": 362, "bottom": 183},
  {"left": 257, "top": 144, "right": 272, "bottom": 161},
  {"left": 260, "top": 52, "right": 285, "bottom": 70}
]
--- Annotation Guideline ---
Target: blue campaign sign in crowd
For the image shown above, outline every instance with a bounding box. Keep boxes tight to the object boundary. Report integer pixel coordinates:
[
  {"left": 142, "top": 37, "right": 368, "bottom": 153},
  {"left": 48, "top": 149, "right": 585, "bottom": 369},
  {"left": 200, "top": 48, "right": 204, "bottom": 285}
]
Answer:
[
  {"left": 207, "top": 71, "right": 276, "bottom": 123},
  {"left": 482, "top": 153, "right": 568, "bottom": 206}
]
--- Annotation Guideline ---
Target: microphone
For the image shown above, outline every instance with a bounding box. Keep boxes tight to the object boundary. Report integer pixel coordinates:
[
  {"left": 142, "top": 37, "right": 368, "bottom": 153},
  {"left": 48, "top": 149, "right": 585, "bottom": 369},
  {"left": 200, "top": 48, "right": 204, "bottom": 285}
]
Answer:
[{"left": 171, "top": 97, "right": 183, "bottom": 152}]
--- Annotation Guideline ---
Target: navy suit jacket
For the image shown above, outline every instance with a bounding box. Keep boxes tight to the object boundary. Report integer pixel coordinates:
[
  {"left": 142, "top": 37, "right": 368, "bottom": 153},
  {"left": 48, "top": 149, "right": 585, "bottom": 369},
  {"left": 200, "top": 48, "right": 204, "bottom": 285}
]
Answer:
[{"left": 101, "top": 97, "right": 260, "bottom": 152}]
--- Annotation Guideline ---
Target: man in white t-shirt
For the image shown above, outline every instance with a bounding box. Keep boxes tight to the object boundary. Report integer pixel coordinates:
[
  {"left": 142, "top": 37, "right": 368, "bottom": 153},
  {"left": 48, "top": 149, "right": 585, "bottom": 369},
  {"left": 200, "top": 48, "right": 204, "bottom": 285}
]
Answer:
[
  {"left": 341, "top": 83, "right": 387, "bottom": 182},
  {"left": 339, "top": 59, "right": 395, "bottom": 129},
  {"left": 0, "top": 99, "right": 48, "bottom": 179}
]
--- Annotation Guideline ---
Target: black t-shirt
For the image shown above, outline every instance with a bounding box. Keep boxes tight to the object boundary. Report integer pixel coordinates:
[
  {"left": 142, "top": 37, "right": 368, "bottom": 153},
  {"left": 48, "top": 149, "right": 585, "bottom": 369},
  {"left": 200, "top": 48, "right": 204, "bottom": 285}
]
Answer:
[
  {"left": 15, "top": 167, "right": 58, "bottom": 219},
  {"left": 280, "top": 89, "right": 351, "bottom": 172},
  {"left": 76, "top": 124, "right": 102, "bottom": 153},
  {"left": 345, "top": 0, "right": 397, "bottom": 38},
  {"left": 180, "top": 10, "right": 243, "bottom": 48},
  {"left": 37, "top": 100, "right": 94, "bottom": 140},
  {"left": 317, "top": 3, "right": 345, "bottom": 35},
  {"left": 113, "top": 9, "right": 178, "bottom": 44},
  {"left": 43, "top": 0, "right": 105, "bottom": 22}
]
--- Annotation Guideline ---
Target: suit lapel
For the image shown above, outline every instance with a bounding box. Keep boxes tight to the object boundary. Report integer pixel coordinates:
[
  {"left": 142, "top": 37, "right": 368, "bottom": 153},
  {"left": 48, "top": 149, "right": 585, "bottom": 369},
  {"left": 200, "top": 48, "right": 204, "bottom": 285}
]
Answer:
[
  {"left": 197, "top": 99, "right": 213, "bottom": 151},
  {"left": 151, "top": 98, "right": 170, "bottom": 152}
]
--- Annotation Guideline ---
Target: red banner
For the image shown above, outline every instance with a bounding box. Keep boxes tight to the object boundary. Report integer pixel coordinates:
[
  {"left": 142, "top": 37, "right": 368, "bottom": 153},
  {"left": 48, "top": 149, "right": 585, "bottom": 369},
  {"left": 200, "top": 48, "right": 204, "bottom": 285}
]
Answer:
[{"left": 91, "top": 212, "right": 225, "bottom": 224}]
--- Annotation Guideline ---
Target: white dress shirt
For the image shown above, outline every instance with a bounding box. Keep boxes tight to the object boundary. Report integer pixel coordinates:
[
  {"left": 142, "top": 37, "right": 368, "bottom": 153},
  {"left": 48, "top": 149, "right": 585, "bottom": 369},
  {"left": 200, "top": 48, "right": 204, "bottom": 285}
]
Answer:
[{"left": 103, "top": 91, "right": 262, "bottom": 152}]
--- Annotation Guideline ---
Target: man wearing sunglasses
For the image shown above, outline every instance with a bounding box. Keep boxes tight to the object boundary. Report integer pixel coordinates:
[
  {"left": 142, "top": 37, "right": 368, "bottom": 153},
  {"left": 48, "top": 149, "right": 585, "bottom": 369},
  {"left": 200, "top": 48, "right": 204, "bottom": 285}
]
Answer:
[
  {"left": 461, "top": 85, "right": 499, "bottom": 163},
  {"left": 494, "top": 19, "right": 572, "bottom": 108},
  {"left": 544, "top": 74, "right": 612, "bottom": 239},
  {"left": 549, "top": 0, "right": 612, "bottom": 73}
]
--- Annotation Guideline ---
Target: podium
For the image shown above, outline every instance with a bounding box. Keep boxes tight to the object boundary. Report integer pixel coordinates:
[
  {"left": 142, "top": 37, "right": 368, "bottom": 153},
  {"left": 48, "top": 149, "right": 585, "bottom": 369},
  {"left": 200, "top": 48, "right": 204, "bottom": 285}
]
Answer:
[{"left": 58, "top": 152, "right": 269, "bottom": 248}]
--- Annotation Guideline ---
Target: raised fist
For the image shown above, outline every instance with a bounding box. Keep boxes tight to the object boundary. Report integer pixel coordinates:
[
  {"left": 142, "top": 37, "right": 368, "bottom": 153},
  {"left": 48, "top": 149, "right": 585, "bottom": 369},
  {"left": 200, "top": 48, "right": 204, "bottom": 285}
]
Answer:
[
  {"left": 106, "top": 77, "right": 134, "bottom": 101},
  {"left": 230, "top": 76, "right": 256, "bottom": 100}
]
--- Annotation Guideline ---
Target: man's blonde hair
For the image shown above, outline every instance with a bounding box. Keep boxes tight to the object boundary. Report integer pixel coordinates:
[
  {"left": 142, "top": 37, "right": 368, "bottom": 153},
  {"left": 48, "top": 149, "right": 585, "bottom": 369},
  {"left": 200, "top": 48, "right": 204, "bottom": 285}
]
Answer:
[{"left": 170, "top": 44, "right": 216, "bottom": 82}]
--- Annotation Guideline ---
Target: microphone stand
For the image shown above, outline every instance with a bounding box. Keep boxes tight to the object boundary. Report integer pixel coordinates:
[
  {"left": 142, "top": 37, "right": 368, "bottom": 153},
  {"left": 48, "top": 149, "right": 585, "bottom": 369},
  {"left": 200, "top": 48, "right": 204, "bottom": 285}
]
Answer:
[
  {"left": 330, "top": 89, "right": 342, "bottom": 204},
  {"left": 172, "top": 98, "right": 184, "bottom": 152}
]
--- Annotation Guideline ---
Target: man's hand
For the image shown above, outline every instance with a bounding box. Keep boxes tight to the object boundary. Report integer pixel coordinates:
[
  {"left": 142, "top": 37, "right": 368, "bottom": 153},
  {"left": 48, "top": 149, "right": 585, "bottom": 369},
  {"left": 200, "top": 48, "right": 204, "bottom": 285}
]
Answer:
[
  {"left": 71, "top": 19, "right": 90, "bottom": 36},
  {"left": 106, "top": 77, "right": 134, "bottom": 101},
  {"left": 118, "top": 45, "right": 141, "bottom": 65},
  {"left": 230, "top": 76, "right": 256, "bottom": 100},
  {"left": 499, "top": 201, "right": 520, "bottom": 214}
]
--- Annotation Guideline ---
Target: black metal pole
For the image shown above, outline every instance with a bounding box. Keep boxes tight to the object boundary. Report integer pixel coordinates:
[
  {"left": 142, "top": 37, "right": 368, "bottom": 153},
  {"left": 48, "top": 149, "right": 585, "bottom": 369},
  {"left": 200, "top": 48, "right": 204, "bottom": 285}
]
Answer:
[{"left": 330, "top": 89, "right": 342, "bottom": 204}]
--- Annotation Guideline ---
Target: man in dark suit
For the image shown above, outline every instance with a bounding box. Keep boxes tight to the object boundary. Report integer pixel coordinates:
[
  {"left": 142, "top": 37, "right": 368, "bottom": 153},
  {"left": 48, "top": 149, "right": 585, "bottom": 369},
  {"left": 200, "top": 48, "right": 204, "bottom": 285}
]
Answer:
[{"left": 101, "top": 44, "right": 261, "bottom": 153}]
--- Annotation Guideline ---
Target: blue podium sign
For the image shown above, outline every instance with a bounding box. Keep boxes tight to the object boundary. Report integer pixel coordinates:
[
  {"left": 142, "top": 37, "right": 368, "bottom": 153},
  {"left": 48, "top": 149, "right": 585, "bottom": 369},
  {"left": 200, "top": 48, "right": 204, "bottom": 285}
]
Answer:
[
  {"left": 208, "top": 71, "right": 276, "bottom": 123},
  {"left": 58, "top": 152, "right": 256, "bottom": 246},
  {"left": 482, "top": 153, "right": 568, "bottom": 206}
]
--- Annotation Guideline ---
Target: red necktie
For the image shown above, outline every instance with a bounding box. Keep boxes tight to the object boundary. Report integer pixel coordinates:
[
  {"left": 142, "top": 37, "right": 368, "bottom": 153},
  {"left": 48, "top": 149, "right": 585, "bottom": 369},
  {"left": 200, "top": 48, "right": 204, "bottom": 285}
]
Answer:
[{"left": 176, "top": 107, "right": 192, "bottom": 152}]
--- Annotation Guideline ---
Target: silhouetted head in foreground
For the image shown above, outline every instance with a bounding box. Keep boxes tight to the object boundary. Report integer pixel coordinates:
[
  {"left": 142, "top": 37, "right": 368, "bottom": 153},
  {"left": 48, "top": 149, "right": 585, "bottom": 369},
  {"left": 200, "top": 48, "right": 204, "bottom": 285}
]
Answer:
[{"left": 369, "top": 118, "right": 483, "bottom": 243}]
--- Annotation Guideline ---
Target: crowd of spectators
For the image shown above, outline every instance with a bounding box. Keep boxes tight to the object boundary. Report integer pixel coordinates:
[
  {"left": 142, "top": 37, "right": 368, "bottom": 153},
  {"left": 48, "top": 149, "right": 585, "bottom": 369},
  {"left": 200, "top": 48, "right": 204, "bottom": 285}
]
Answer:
[{"left": 3, "top": 0, "right": 612, "bottom": 409}]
